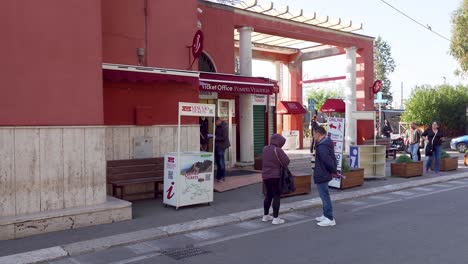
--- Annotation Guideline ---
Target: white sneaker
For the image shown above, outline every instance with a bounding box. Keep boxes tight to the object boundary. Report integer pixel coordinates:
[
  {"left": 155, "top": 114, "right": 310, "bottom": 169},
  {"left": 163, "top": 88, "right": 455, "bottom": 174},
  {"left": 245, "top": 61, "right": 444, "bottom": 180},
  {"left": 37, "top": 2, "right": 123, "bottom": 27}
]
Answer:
[
  {"left": 315, "top": 215, "right": 327, "bottom": 222},
  {"left": 262, "top": 215, "right": 274, "bottom": 222},
  {"left": 272, "top": 218, "right": 285, "bottom": 225},
  {"left": 317, "top": 218, "right": 336, "bottom": 227}
]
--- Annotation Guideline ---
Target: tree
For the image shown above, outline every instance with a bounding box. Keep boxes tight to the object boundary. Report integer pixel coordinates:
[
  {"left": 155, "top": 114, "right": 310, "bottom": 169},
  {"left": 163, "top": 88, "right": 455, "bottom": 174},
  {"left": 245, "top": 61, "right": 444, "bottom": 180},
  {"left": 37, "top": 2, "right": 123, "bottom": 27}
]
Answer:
[
  {"left": 450, "top": 0, "right": 468, "bottom": 74},
  {"left": 402, "top": 84, "right": 468, "bottom": 137},
  {"left": 374, "top": 36, "right": 396, "bottom": 104},
  {"left": 306, "top": 88, "right": 342, "bottom": 111}
]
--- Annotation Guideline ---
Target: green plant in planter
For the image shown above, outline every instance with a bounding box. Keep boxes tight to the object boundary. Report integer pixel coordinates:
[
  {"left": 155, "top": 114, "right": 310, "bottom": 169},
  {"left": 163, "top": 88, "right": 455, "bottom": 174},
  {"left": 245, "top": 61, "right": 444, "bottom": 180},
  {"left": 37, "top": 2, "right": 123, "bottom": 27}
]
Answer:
[
  {"left": 465, "top": 150, "right": 468, "bottom": 154},
  {"left": 341, "top": 158, "right": 351, "bottom": 173},
  {"left": 375, "top": 134, "right": 383, "bottom": 139},
  {"left": 395, "top": 154, "right": 413, "bottom": 163},
  {"left": 441, "top": 151, "right": 451, "bottom": 159}
]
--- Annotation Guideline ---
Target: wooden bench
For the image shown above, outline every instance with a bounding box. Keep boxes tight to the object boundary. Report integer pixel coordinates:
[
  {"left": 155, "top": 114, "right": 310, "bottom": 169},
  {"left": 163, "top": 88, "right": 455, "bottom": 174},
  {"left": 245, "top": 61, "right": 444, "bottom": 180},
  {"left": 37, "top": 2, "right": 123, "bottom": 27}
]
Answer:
[
  {"left": 362, "top": 139, "right": 397, "bottom": 159},
  {"left": 107, "top": 158, "right": 164, "bottom": 200}
]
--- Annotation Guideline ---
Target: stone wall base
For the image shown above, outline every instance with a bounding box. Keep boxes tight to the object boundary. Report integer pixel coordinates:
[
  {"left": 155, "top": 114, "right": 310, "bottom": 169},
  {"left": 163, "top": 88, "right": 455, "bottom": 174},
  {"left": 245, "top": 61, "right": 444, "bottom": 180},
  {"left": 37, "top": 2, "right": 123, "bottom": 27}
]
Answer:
[{"left": 0, "top": 196, "right": 131, "bottom": 240}]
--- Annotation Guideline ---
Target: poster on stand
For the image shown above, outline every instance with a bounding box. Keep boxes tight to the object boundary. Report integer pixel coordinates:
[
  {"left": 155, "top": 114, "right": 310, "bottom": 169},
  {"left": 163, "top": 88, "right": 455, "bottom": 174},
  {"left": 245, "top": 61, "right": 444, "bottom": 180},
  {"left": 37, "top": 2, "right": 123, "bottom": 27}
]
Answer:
[
  {"left": 164, "top": 152, "right": 214, "bottom": 207},
  {"left": 327, "top": 117, "right": 345, "bottom": 188}
]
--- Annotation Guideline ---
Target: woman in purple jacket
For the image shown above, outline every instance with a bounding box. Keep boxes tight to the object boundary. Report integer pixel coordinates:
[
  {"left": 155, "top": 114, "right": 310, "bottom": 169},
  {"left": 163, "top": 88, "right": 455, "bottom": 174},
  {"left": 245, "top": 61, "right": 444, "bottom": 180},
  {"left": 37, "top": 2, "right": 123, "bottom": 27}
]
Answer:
[{"left": 261, "top": 134, "right": 290, "bottom": 225}]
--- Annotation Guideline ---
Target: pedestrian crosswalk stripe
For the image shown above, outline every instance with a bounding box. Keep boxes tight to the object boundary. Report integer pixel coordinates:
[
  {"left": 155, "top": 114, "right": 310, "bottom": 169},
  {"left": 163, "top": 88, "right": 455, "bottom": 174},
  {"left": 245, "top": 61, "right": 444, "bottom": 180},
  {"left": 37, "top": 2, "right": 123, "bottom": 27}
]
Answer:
[
  {"left": 432, "top": 183, "right": 454, "bottom": 188},
  {"left": 185, "top": 230, "right": 221, "bottom": 241}
]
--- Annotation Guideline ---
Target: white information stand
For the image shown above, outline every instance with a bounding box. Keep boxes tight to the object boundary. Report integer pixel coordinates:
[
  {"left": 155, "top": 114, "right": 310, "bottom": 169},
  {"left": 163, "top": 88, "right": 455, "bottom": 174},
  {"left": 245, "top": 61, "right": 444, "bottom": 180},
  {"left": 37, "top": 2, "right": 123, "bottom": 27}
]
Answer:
[
  {"left": 328, "top": 117, "right": 345, "bottom": 188},
  {"left": 163, "top": 102, "right": 216, "bottom": 209}
]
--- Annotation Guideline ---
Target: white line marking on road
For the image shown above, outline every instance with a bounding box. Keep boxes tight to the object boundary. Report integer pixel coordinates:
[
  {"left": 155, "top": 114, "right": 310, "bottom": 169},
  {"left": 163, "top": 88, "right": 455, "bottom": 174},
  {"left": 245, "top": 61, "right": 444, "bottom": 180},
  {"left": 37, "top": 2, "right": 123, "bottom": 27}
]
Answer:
[
  {"left": 124, "top": 242, "right": 160, "bottom": 254},
  {"left": 412, "top": 187, "right": 434, "bottom": 192},
  {"left": 341, "top": 200, "right": 368, "bottom": 206},
  {"left": 185, "top": 230, "right": 221, "bottom": 241},
  {"left": 107, "top": 253, "right": 162, "bottom": 264},
  {"left": 447, "top": 180, "right": 466, "bottom": 184},
  {"left": 350, "top": 184, "right": 468, "bottom": 213},
  {"left": 367, "top": 195, "right": 394, "bottom": 201},
  {"left": 282, "top": 212, "right": 308, "bottom": 220},
  {"left": 432, "top": 183, "right": 454, "bottom": 188},
  {"left": 392, "top": 191, "right": 414, "bottom": 196},
  {"left": 236, "top": 221, "right": 266, "bottom": 230}
]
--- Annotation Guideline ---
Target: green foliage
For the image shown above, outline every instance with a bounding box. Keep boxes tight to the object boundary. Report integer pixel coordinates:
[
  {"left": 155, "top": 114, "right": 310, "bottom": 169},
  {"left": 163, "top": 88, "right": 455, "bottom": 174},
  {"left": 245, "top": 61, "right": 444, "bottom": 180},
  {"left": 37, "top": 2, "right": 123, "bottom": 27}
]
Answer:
[
  {"left": 402, "top": 84, "right": 468, "bottom": 137},
  {"left": 441, "top": 151, "right": 451, "bottom": 159},
  {"left": 306, "top": 89, "right": 342, "bottom": 111},
  {"left": 465, "top": 150, "right": 468, "bottom": 154},
  {"left": 450, "top": 0, "right": 468, "bottom": 74},
  {"left": 374, "top": 36, "right": 396, "bottom": 103},
  {"left": 341, "top": 157, "right": 350, "bottom": 173},
  {"left": 395, "top": 154, "right": 413, "bottom": 163}
]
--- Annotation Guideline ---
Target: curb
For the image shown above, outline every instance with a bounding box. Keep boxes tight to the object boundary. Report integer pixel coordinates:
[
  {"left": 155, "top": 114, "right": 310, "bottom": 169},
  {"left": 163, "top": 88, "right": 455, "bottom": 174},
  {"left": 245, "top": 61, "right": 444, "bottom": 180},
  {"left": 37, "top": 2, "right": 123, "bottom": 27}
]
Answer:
[{"left": 3, "top": 171, "right": 467, "bottom": 263}]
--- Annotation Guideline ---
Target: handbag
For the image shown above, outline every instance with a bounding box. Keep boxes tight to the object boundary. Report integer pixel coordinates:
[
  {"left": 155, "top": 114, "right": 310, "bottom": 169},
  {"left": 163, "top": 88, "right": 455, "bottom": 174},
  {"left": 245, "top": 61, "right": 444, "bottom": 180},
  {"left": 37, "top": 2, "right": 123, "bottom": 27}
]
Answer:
[
  {"left": 274, "top": 147, "right": 296, "bottom": 195},
  {"left": 425, "top": 130, "right": 438, "bottom": 157}
]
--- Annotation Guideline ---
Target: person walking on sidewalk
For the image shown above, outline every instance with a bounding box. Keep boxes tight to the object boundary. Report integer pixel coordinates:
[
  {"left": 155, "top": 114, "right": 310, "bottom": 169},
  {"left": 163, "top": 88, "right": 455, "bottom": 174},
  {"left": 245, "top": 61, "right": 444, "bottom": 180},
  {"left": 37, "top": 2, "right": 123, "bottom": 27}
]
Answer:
[
  {"left": 261, "top": 133, "right": 290, "bottom": 225},
  {"left": 405, "top": 122, "right": 422, "bottom": 161},
  {"left": 313, "top": 126, "right": 337, "bottom": 227},
  {"left": 215, "top": 117, "right": 230, "bottom": 182},
  {"left": 422, "top": 121, "right": 446, "bottom": 175}
]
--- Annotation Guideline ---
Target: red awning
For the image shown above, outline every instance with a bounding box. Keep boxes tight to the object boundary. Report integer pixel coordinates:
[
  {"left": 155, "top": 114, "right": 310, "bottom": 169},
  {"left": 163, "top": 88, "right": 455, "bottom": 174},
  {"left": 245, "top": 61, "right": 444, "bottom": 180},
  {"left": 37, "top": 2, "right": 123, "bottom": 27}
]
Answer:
[
  {"left": 102, "top": 63, "right": 199, "bottom": 85},
  {"left": 199, "top": 72, "right": 278, "bottom": 95},
  {"left": 320, "top": 98, "right": 345, "bottom": 113},
  {"left": 277, "top": 101, "right": 307, "bottom": 115}
]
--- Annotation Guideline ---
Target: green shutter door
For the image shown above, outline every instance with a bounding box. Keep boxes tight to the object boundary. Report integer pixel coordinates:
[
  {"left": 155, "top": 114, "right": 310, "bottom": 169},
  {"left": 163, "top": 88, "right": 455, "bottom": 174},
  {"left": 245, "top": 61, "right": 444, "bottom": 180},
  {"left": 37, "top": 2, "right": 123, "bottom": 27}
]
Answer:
[{"left": 253, "top": 105, "right": 266, "bottom": 156}]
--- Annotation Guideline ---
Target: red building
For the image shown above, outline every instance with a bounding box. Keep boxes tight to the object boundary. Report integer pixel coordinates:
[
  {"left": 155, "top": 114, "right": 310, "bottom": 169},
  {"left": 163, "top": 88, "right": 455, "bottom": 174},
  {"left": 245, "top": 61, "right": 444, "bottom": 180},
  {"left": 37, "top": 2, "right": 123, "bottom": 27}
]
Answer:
[{"left": 0, "top": 0, "right": 374, "bottom": 239}]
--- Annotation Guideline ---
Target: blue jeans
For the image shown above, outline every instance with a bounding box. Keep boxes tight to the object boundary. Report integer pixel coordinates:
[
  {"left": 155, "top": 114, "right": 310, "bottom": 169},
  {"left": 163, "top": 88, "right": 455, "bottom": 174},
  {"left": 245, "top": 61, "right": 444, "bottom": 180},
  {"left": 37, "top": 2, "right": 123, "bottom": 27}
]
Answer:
[
  {"left": 426, "top": 145, "right": 442, "bottom": 173},
  {"left": 215, "top": 146, "right": 226, "bottom": 180},
  {"left": 317, "top": 182, "right": 333, "bottom": 220},
  {"left": 409, "top": 143, "right": 419, "bottom": 161}
]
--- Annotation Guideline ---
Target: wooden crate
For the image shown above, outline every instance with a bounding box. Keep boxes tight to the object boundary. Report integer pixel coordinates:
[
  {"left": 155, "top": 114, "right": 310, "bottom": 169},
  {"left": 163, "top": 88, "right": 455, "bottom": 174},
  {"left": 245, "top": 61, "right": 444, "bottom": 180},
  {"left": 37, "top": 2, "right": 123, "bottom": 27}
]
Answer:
[
  {"left": 431, "top": 157, "right": 458, "bottom": 171},
  {"left": 391, "top": 161, "right": 423, "bottom": 178},
  {"left": 341, "top": 168, "right": 364, "bottom": 189}
]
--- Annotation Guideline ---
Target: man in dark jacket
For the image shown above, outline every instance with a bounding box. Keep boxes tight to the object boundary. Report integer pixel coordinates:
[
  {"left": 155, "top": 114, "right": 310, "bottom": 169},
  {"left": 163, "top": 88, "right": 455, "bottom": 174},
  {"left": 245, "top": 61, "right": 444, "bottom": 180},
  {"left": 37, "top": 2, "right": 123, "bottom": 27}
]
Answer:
[
  {"left": 313, "top": 126, "right": 337, "bottom": 227},
  {"left": 215, "top": 117, "right": 230, "bottom": 182}
]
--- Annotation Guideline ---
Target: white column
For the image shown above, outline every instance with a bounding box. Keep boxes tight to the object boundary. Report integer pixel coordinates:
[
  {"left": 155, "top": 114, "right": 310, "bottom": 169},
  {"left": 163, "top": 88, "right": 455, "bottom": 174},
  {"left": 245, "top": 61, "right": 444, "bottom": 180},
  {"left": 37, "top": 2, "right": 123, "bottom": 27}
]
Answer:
[
  {"left": 238, "top": 26, "right": 254, "bottom": 162},
  {"left": 344, "top": 46, "right": 357, "bottom": 154}
]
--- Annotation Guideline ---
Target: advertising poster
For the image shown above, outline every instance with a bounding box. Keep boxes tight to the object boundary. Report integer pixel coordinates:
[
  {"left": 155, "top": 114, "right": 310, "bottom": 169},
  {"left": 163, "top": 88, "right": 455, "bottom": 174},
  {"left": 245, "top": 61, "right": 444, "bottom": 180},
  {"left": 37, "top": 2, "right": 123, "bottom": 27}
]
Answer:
[{"left": 327, "top": 118, "right": 345, "bottom": 188}]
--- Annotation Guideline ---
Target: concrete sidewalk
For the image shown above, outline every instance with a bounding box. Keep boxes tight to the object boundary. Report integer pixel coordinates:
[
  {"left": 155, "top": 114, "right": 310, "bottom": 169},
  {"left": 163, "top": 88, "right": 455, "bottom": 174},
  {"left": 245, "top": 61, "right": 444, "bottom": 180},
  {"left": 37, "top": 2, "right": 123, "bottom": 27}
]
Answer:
[{"left": 1, "top": 150, "right": 467, "bottom": 263}]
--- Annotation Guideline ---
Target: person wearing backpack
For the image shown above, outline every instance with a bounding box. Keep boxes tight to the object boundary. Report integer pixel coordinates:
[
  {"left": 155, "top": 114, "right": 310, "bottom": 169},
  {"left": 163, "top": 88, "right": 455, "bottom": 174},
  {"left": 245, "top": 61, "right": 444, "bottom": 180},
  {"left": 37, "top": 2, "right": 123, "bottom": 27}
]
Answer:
[{"left": 405, "top": 122, "right": 422, "bottom": 161}]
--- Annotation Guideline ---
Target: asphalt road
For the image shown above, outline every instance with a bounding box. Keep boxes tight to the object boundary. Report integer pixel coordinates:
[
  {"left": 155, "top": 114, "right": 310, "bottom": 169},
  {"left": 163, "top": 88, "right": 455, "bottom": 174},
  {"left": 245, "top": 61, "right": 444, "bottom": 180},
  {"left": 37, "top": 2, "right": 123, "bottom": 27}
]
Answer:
[{"left": 50, "top": 178, "right": 468, "bottom": 264}]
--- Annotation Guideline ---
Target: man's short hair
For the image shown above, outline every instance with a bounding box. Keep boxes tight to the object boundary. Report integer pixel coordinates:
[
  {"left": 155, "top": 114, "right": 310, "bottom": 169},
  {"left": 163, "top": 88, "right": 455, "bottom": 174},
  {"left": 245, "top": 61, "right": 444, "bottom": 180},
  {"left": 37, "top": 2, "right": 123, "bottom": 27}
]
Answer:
[{"left": 314, "top": 126, "right": 327, "bottom": 135}]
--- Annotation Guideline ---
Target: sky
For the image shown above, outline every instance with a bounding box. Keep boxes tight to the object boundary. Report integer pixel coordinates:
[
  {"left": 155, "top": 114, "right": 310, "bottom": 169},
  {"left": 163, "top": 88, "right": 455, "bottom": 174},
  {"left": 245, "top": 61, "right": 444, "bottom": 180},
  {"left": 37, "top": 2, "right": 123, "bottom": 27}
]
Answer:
[{"left": 251, "top": 0, "right": 467, "bottom": 108}]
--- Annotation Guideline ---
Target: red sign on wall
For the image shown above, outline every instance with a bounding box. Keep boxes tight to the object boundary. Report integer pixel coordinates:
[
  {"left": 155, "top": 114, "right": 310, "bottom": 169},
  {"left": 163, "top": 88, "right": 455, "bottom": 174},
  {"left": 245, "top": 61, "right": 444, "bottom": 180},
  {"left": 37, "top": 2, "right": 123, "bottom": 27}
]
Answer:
[{"left": 192, "top": 30, "right": 204, "bottom": 59}]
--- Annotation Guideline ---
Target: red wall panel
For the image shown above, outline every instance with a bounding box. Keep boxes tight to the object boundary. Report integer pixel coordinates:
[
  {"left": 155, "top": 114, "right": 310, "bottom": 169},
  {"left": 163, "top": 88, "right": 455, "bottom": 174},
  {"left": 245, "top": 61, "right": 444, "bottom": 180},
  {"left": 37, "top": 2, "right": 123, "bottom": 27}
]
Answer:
[
  {"left": 0, "top": 0, "right": 103, "bottom": 125},
  {"left": 104, "top": 81, "right": 198, "bottom": 125}
]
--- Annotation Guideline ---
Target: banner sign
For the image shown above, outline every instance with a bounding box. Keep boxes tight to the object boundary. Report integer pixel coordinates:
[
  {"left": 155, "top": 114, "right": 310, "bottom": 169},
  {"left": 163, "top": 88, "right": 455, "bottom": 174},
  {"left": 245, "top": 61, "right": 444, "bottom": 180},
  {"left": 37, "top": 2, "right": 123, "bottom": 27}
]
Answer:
[
  {"left": 200, "top": 82, "right": 272, "bottom": 95},
  {"left": 179, "top": 102, "right": 216, "bottom": 117},
  {"left": 328, "top": 117, "right": 345, "bottom": 188}
]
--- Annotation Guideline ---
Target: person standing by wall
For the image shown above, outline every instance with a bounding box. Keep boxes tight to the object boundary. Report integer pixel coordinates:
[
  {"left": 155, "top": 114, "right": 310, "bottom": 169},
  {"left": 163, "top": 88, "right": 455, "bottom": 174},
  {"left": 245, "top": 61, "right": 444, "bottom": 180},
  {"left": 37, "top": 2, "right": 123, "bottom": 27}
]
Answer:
[
  {"left": 381, "top": 119, "right": 393, "bottom": 138},
  {"left": 405, "top": 122, "right": 422, "bottom": 161},
  {"left": 310, "top": 115, "right": 319, "bottom": 154},
  {"left": 261, "top": 134, "right": 290, "bottom": 225},
  {"left": 313, "top": 126, "right": 337, "bottom": 227},
  {"left": 199, "top": 117, "right": 209, "bottom": 151},
  {"left": 422, "top": 121, "right": 445, "bottom": 175},
  {"left": 215, "top": 117, "right": 230, "bottom": 182}
]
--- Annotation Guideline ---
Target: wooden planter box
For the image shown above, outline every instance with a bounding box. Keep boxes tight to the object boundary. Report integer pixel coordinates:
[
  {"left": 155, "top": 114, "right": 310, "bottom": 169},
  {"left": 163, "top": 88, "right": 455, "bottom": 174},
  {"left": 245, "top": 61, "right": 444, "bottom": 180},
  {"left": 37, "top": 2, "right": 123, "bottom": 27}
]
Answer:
[
  {"left": 391, "top": 161, "right": 423, "bottom": 178},
  {"left": 431, "top": 157, "right": 458, "bottom": 171},
  {"left": 263, "top": 174, "right": 312, "bottom": 197},
  {"left": 341, "top": 168, "right": 364, "bottom": 189},
  {"left": 464, "top": 154, "right": 468, "bottom": 166}
]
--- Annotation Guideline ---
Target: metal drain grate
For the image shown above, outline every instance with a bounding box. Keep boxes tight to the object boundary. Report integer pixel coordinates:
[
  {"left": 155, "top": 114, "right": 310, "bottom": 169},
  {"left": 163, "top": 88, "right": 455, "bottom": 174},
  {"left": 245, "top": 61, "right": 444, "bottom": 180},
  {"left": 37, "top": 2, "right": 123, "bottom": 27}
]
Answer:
[{"left": 161, "top": 247, "right": 210, "bottom": 260}]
